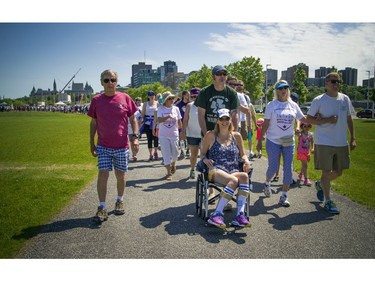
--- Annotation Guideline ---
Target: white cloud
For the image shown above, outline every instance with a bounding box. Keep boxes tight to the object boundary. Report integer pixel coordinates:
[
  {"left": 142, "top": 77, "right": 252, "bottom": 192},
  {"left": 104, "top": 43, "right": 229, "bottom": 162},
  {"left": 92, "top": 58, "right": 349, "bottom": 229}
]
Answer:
[{"left": 204, "top": 23, "right": 375, "bottom": 83}]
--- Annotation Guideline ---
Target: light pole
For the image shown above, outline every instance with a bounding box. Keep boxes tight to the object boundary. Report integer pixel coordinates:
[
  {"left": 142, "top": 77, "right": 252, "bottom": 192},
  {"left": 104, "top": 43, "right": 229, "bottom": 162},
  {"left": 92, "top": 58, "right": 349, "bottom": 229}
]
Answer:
[
  {"left": 265, "top": 64, "right": 271, "bottom": 106},
  {"left": 366, "top": 70, "right": 370, "bottom": 109}
]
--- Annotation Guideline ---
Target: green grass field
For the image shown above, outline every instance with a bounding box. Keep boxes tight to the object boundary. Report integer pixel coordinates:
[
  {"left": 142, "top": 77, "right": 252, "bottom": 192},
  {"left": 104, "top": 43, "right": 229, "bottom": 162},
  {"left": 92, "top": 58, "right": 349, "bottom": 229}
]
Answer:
[
  {"left": 0, "top": 111, "right": 374, "bottom": 258},
  {"left": 0, "top": 111, "right": 97, "bottom": 258}
]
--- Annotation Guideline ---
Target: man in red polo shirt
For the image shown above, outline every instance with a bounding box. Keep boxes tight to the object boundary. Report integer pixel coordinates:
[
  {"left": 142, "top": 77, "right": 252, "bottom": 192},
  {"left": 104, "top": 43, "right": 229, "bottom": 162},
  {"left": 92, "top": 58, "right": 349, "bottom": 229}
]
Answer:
[{"left": 88, "top": 69, "right": 139, "bottom": 223}]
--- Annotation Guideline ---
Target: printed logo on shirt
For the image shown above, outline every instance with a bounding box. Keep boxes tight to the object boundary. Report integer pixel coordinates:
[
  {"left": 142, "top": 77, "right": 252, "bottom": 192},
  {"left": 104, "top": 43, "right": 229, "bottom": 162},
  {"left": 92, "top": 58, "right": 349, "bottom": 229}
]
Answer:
[
  {"left": 275, "top": 105, "right": 294, "bottom": 131},
  {"left": 161, "top": 112, "right": 176, "bottom": 129}
]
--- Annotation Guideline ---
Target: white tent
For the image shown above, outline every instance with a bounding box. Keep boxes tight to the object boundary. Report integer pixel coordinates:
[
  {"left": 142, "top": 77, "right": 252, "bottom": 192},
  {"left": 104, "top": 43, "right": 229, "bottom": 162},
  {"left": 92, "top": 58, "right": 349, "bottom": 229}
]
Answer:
[{"left": 55, "top": 101, "right": 67, "bottom": 106}]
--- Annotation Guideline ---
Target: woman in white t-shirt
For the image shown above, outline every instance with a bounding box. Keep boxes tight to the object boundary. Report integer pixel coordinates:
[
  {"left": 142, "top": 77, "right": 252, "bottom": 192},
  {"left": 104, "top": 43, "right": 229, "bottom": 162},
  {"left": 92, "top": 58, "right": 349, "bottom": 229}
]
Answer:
[
  {"left": 256, "top": 80, "right": 308, "bottom": 207},
  {"left": 157, "top": 91, "right": 182, "bottom": 181}
]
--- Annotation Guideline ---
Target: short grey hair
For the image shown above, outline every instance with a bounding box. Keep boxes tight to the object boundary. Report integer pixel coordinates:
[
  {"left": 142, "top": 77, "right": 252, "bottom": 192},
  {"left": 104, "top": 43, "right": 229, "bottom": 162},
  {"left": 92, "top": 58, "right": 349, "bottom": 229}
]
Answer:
[{"left": 100, "top": 69, "right": 118, "bottom": 81}]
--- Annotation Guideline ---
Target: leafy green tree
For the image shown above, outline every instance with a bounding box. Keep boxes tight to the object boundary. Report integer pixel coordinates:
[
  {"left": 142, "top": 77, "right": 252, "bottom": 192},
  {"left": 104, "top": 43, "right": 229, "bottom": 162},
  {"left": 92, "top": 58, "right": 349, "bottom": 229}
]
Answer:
[
  {"left": 226, "top": 56, "right": 264, "bottom": 102},
  {"left": 292, "top": 64, "right": 309, "bottom": 104},
  {"left": 177, "top": 64, "right": 212, "bottom": 91}
]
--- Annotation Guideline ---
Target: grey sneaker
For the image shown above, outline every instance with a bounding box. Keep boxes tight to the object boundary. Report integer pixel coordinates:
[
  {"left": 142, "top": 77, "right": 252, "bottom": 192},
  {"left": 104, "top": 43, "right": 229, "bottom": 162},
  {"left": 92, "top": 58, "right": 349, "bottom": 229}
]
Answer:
[
  {"left": 324, "top": 200, "right": 340, "bottom": 214},
  {"left": 94, "top": 206, "right": 108, "bottom": 223},
  {"left": 114, "top": 200, "right": 125, "bottom": 215},
  {"left": 264, "top": 183, "right": 271, "bottom": 197},
  {"left": 279, "top": 195, "right": 290, "bottom": 207}
]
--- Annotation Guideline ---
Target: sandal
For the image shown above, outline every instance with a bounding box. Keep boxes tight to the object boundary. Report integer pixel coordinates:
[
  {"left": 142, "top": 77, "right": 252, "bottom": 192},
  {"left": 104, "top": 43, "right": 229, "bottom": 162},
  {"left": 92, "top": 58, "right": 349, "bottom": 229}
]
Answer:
[
  {"left": 165, "top": 174, "right": 172, "bottom": 181},
  {"left": 171, "top": 165, "right": 176, "bottom": 174}
]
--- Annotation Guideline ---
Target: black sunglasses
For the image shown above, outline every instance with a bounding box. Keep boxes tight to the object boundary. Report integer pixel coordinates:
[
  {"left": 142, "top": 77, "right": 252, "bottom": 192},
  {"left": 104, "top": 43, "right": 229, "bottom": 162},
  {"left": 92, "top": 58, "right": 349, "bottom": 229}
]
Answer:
[
  {"left": 215, "top": 72, "right": 227, "bottom": 76},
  {"left": 329, "top": 79, "right": 341, "bottom": 84},
  {"left": 103, "top": 78, "right": 117, "bottom": 83}
]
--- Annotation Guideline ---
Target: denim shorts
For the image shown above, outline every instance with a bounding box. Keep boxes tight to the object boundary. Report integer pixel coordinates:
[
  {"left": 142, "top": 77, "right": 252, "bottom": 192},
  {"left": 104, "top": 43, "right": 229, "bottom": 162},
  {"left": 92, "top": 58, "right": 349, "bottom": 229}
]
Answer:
[
  {"left": 96, "top": 145, "right": 129, "bottom": 172},
  {"left": 187, "top": 137, "right": 201, "bottom": 147}
]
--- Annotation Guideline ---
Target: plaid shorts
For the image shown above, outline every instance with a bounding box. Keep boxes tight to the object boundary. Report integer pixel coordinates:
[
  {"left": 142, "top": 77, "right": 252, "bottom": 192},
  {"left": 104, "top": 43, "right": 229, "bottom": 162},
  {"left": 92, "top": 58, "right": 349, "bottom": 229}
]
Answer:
[{"left": 96, "top": 145, "right": 129, "bottom": 172}]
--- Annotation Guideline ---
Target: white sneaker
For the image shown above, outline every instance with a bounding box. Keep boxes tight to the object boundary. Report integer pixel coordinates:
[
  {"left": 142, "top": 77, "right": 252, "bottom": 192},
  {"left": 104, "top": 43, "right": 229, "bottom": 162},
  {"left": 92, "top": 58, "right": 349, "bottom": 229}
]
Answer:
[
  {"left": 263, "top": 183, "right": 271, "bottom": 197},
  {"left": 279, "top": 195, "right": 290, "bottom": 207}
]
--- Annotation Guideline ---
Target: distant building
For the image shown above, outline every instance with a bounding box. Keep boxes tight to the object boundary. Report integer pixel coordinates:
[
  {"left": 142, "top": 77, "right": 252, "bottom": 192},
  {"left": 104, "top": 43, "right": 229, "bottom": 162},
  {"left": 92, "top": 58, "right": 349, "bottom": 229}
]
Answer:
[
  {"left": 164, "top": 72, "right": 186, "bottom": 93},
  {"left": 281, "top": 63, "right": 309, "bottom": 86},
  {"left": 64, "top": 81, "right": 94, "bottom": 104},
  {"left": 131, "top": 62, "right": 152, "bottom": 88},
  {"left": 339, "top": 67, "right": 358, "bottom": 86},
  {"left": 315, "top": 67, "right": 333, "bottom": 79},
  {"left": 264, "top": 68, "right": 277, "bottom": 88},
  {"left": 133, "top": 69, "right": 161, "bottom": 88},
  {"left": 363, "top": 77, "right": 374, "bottom": 88},
  {"left": 306, "top": 77, "right": 326, "bottom": 87}
]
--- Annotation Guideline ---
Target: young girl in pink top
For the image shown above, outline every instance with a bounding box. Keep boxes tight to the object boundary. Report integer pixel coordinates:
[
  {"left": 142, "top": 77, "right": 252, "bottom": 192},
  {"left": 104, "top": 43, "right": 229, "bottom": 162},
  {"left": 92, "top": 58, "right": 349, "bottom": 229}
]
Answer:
[{"left": 296, "top": 122, "right": 314, "bottom": 186}]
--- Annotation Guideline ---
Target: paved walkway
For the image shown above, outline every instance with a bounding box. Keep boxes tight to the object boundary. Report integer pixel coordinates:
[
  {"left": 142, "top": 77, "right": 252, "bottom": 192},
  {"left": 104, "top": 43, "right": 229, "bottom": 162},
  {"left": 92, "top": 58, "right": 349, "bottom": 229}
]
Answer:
[{"left": 18, "top": 139, "right": 375, "bottom": 258}]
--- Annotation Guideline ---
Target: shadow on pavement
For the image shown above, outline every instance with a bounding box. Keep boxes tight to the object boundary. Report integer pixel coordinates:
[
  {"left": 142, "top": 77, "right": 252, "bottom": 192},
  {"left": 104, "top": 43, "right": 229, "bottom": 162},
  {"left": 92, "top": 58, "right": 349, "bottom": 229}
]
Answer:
[
  {"left": 139, "top": 203, "right": 248, "bottom": 244},
  {"left": 12, "top": 217, "right": 101, "bottom": 241},
  {"left": 267, "top": 202, "right": 335, "bottom": 230}
]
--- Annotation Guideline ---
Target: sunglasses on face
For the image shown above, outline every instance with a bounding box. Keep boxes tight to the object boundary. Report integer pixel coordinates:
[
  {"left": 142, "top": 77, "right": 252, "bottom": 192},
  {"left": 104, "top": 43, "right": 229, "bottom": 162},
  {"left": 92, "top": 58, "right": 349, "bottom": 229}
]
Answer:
[
  {"left": 302, "top": 124, "right": 312, "bottom": 128},
  {"left": 277, "top": 86, "right": 289, "bottom": 90},
  {"left": 167, "top": 97, "right": 174, "bottom": 101},
  {"left": 190, "top": 95, "right": 198, "bottom": 99},
  {"left": 103, "top": 78, "right": 117, "bottom": 83},
  {"left": 215, "top": 72, "right": 227, "bottom": 77},
  {"left": 329, "top": 79, "right": 341, "bottom": 84}
]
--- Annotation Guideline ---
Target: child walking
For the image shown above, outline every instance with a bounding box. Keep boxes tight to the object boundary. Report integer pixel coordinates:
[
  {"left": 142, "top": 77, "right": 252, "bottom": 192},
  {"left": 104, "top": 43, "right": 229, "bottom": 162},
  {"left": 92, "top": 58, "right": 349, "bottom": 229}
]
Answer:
[
  {"left": 296, "top": 122, "right": 314, "bottom": 186},
  {"left": 256, "top": 118, "right": 264, "bottom": 158}
]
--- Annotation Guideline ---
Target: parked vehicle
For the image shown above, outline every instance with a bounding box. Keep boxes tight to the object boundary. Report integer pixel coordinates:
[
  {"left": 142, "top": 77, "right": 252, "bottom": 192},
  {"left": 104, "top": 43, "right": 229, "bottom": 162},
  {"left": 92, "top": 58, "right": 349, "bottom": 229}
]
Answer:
[
  {"left": 300, "top": 102, "right": 312, "bottom": 114},
  {"left": 356, "top": 109, "right": 375, "bottom": 119}
]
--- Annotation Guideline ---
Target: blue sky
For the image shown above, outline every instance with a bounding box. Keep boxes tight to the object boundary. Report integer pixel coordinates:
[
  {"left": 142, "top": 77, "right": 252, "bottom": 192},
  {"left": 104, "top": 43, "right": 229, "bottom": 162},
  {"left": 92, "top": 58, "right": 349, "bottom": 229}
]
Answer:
[{"left": 0, "top": 2, "right": 374, "bottom": 99}]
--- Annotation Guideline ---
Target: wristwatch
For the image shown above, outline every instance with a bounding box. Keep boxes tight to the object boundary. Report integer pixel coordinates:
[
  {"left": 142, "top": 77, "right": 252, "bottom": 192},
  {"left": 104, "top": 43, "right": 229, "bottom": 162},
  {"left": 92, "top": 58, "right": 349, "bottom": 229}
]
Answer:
[{"left": 132, "top": 134, "right": 139, "bottom": 139}]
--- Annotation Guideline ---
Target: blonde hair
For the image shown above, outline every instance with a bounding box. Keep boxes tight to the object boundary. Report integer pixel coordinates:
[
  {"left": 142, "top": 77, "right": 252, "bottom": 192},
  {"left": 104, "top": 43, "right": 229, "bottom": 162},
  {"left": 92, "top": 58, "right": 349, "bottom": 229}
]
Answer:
[{"left": 273, "top": 79, "right": 291, "bottom": 101}]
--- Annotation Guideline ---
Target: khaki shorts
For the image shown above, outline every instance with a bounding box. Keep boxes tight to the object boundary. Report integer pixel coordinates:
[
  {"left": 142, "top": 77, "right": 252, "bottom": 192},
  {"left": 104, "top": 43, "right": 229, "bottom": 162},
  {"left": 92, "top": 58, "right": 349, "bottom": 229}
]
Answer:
[{"left": 314, "top": 145, "right": 350, "bottom": 171}]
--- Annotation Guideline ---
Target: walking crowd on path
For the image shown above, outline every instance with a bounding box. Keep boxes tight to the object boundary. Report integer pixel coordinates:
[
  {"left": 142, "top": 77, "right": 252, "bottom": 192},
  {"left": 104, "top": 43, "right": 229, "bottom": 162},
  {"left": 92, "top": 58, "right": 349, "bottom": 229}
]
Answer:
[{"left": 87, "top": 67, "right": 356, "bottom": 226}]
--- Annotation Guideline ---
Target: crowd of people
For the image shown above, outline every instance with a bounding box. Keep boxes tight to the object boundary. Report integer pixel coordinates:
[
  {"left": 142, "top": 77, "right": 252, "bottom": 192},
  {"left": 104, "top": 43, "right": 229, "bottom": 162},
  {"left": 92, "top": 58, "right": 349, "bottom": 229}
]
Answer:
[{"left": 87, "top": 68, "right": 356, "bottom": 225}]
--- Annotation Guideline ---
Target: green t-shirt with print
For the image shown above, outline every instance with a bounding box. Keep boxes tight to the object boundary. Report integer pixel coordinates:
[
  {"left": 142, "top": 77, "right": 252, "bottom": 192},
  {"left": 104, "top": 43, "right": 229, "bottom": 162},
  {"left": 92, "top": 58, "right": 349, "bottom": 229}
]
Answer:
[{"left": 194, "top": 84, "right": 239, "bottom": 131}]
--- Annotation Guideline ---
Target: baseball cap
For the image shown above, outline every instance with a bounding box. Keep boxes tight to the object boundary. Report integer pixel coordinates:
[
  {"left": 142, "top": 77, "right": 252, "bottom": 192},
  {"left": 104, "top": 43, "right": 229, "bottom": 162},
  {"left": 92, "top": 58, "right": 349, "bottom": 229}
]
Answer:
[
  {"left": 275, "top": 82, "right": 290, "bottom": 89},
  {"left": 190, "top": 88, "right": 200, "bottom": 95},
  {"left": 212, "top": 65, "right": 228, "bottom": 75},
  {"left": 217, "top": 108, "right": 230, "bottom": 119},
  {"left": 147, "top": 90, "right": 155, "bottom": 96},
  {"left": 291, "top": 92, "right": 299, "bottom": 103}
]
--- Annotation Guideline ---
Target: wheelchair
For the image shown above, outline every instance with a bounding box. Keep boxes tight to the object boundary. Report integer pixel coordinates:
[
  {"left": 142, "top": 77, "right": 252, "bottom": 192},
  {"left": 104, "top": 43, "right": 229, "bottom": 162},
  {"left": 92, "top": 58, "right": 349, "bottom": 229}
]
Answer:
[{"left": 195, "top": 159, "right": 253, "bottom": 224}]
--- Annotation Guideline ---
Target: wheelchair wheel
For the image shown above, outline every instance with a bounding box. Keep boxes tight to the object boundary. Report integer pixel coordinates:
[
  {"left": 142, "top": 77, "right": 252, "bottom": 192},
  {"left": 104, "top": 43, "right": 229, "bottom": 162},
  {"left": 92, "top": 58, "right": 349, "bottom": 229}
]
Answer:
[{"left": 195, "top": 173, "right": 204, "bottom": 218}]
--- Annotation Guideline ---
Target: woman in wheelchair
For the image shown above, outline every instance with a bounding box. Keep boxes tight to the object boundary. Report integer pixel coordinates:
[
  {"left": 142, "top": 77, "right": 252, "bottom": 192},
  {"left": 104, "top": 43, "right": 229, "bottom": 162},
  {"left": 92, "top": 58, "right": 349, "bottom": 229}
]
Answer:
[{"left": 200, "top": 108, "right": 252, "bottom": 229}]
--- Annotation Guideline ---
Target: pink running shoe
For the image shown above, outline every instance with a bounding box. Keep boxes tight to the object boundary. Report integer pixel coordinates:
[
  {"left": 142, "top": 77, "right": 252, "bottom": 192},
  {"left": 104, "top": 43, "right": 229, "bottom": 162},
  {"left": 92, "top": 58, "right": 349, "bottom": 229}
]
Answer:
[
  {"left": 304, "top": 178, "right": 312, "bottom": 186},
  {"left": 231, "top": 212, "right": 251, "bottom": 228},
  {"left": 207, "top": 211, "right": 226, "bottom": 229}
]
